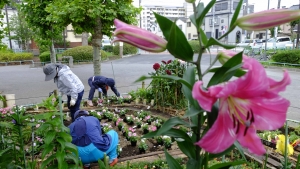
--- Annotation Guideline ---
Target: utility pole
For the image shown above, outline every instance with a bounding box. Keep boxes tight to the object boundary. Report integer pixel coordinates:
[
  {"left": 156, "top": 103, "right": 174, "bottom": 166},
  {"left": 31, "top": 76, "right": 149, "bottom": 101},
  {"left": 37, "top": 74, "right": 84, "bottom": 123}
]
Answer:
[
  {"left": 297, "top": 0, "right": 300, "bottom": 48},
  {"left": 244, "top": 0, "right": 248, "bottom": 39},
  {"left": 212, "top": 5, "right": 215, "bottom": 39},
  {"left": 4, "top": 4, "right": 12, "bottom": 49},
  {"left": 273, "top": 0, "right": 281, "bottom": 48},
  {"left": 264, "top": 0, "right": 270, "bottom": 61}
]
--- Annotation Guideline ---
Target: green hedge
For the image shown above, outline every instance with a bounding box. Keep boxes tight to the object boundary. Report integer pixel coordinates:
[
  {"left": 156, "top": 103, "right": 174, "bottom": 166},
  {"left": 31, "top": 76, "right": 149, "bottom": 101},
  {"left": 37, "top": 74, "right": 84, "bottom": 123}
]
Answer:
[
  {"left": 113, "top": 43, "right": 138, "bottom": 55},
  {"left": 0, "top": 52, "right": 33, "bottom": 62},
  {"left": 188, "top": 40, "right": 200, "bottom": 53},
  {"left": 102, "top": 45, "right": 113, "bottom": 53},
  {"left": 61, "top": 46, "right": 108, "bottom": 61},
  {"left": 271, "top": 50, "right": 300, "bottom": 64},
  {"left": 39, "top": 51, "right": 59, "bottom": 62}
]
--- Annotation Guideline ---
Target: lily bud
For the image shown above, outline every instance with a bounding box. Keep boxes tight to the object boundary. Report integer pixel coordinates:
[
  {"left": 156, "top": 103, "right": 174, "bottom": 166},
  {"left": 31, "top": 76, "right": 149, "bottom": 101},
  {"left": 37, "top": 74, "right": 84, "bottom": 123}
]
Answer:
[
  {"left": 217, "top": 50, "right": 240, "bottom": 64},
  {"left": 112, "top": 19, "right": 167, "bottom": 53},
  {"left": 235, "top": 9, "right": 300, "bottom": 31}
]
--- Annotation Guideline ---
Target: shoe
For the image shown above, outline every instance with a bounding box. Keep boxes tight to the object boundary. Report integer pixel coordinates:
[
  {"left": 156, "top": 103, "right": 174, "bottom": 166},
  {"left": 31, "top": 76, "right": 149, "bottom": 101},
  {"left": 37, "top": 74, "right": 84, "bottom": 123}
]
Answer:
[
  {"left": 109, "top": 158, "right": 118, "bottom": 167},
  {"left": 87, "top": 100, "right": 93, "bottom": 107},
  {"left": 83, "top": 163, "right": 90, "bottom": 169}
]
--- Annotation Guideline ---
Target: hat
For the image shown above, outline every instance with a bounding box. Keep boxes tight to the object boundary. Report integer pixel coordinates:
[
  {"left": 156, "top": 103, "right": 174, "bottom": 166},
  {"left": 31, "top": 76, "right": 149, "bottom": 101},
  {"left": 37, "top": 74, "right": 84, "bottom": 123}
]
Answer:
[
  {"left": 106, "top": 78, "right": 115, "bottom": 87},
  {"left": 74, "top": 110, "right": 89, "bottom": 119},
  {"left": 43, "top": 63, "right": 57, "bottom": 81}
]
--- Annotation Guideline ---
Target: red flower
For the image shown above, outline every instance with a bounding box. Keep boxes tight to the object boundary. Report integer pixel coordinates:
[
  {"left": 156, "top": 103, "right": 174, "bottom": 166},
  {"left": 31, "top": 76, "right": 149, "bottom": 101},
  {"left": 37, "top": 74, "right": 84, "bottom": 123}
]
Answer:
[
  {"left": 166, "top": 70, "right": 171, "bottom": 75},
  {"left": 167, "top": 60, "right": 172, "bottom": 64},
  {"left": 161, "top": 60, "right": 167, "bottom": 64},
  {"left": 153, "top": 63, "right": 160, "bottom": 70}
]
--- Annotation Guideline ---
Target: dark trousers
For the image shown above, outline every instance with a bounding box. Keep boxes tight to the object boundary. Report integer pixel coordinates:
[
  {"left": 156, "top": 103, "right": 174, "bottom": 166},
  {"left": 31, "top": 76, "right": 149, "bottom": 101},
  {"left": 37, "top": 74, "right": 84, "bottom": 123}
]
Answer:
[
  {"left": 88, "top": 78, "right": 95, "bottom": 100},
  {"left": 67, "top": 90, "right": 84, "bottom": 122}
]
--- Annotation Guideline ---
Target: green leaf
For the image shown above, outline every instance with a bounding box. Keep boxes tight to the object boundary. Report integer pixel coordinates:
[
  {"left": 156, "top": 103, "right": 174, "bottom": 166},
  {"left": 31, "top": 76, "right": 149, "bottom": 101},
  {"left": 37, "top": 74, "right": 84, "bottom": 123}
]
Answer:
[
  {"left": 198, "top": 0, "right": 216, "bottom": 26},
  {"left": 186, "top": 159, "right": 200, "bottom": 169},
  {"left": 230, "top": 0, "right": 244, "bottom": 28},
  {"left": 57, "top": 137, "right": 65, "bottom": 150},
  {"left": 135, "top": 75, "right": 192, "bottom": 90},
  {"left": 199, "top": 28, "right": 208, "bottom": 45},
  {"left": 184, "top": 105, "right": 204, "bottom": 117},
  {"left": 41, "top": 143, "right": 55, "bottom": 159},
  {"left": 189, "top": 3, "right": 204, "bottom": 28},
  {"left": 167, "top": 20, "right": 194, "bottom": 62},
  {"left": 98, "top": 159, "right": 106, "bottom": 168},
  {"left": 154, "top": 13, "right": 194, "bottom": 61},
  {"left": 164, "top": 149, "right": 183, "bottom": 169},
  {"left": 207, "top": 52, "right": 243, "bottom": 87},
  {"left": 234, "top": 141, "right": 246, "bottom": 160},
  {"left": 57, "top": 131, "right": 72, "bottom": 142},
  {"left": 65, "top": 154, "right": 79, "bottom": 165},
  {"left": 209, "top": 67, "right": 246, "bottom": 77},
  {"left": 143, "top": 130, "right": 158, "bottom": 138},
  {"left": 56, "top": 151, "right": 66, "bottom": 169},
  {"left": 45, "top": 130, "right": 56, "bottom": 145},
  {"left": 65, "top": 142, "right": 78, "bottom": 156},
  {"left": 41, "top": 154, "right": 56, "bottom": 169},
  {"left": 208, "top": 160, "right": 245, "bottom": 169},
  {"left": 177, "top": 140, "right": 196, "bottom": 159},
  {"left": 157, "top": 117, "right": 195, "bottom": 135},
  {"left": 207, "top": 104, "right": 219, "bottom": 128},
  {"left": 206, "top": 38, "right": 236, "bottom": 49},
  {"left": 208, "top": 144, "right": 235, "bottom": 160}
]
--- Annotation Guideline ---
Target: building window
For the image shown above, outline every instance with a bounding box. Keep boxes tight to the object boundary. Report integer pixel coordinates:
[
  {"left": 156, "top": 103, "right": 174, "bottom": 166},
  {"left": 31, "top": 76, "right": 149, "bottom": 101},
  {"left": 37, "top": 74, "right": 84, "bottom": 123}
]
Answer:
[
  {"left": 178, "top": 25, "right": 182, "bottom": 30},
  {"left": 187, "top": 22, "right": 191, "bottom": 27},
  {"left": 188, "top": 33, "right": 191, "bottom": 39},
  {"left": 233, "top": 2, "right": 239, "bottom": 10},
  {"left": 206, "top": 32, "right": 212, "bottom": 39},
  {"left": 221, "top": 19, "right": 224, "bottom": 23}
]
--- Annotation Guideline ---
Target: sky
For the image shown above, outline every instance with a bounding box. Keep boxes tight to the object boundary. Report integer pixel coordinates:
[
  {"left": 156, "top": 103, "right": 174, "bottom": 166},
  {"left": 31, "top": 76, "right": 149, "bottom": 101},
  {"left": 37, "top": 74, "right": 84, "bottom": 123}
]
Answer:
[{"left": 133, "top": 0, "right": 300, "bottom": 12}]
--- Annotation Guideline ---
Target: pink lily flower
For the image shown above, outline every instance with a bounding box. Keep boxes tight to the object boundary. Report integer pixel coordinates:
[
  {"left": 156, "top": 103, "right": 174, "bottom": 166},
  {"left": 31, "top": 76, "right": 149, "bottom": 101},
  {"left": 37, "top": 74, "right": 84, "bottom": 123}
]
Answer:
[
  {"left": 112, "top": 19, "right": 167, "bottom": 53},
  {"left": 192, "top": 52, "right": 291, "bottom": 155},
  {"left": 235, "top": 9, "right": 300, "bottom": 31}
]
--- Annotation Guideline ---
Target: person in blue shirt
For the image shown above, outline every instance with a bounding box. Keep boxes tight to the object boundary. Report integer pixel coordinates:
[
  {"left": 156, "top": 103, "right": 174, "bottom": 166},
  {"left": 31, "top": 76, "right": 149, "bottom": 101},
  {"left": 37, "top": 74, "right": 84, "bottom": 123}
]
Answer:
[
  {"left": 69, "top": 110, "right": 119, "bottom": 166},
  {"left": 87, "top": 76, "right": 120, "bottom": 107}
]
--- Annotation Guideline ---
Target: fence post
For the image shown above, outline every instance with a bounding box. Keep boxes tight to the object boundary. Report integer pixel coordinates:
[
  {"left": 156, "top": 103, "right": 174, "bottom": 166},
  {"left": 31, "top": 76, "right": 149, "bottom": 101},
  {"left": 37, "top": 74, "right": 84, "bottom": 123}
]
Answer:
[{"left": 62, "top": 56, "right": 73, "bottom": 67}]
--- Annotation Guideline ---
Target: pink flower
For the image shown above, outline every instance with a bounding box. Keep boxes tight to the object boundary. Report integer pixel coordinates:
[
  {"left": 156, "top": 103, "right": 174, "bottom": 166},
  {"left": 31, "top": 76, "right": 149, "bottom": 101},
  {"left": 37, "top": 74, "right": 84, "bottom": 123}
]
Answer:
[
  {"left": 112, "top": 19, "right": 167, "bottom": 53},
  {"left": 192, "top": 53, "right": 291, "bottom": 155},
  {"left": 235, "top": 9, "right": 300, "bottom": 31},
  {"left": 153, "top": 63, "right": 160, "bottom": 70},
  {"left": 166, "top": 70, "right": 172, "bottom": 75},
  {"left": 36, "top": 124, "right": 40, "bottom": 128}
]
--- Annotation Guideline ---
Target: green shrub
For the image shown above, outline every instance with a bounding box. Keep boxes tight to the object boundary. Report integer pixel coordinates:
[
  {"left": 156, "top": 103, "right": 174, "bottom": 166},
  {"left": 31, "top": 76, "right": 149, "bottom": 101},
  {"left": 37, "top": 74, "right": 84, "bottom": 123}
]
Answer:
[
  {"left": 39, "top": 51, "right": 58, "bottom": 62},
  {"left": 38, "top": 45, "right": 49, "bottom": 54},
  {"left": 271, "top": 49, "right": 300, "bottom": 64},
  {"left": 62, "top": 46, "right": 107, "bottom": 62},
  {"left": 113, "top": 43, "right": 138, "bottom": 55},
  {"left": 188, "top": 40, "right": 200, "bottom": 53},
  {"left": 0, "top": 52, "right": 33, "bottom": 62},
  {"left": 102, "top": 45, "right": 113, "bottom": 53}
]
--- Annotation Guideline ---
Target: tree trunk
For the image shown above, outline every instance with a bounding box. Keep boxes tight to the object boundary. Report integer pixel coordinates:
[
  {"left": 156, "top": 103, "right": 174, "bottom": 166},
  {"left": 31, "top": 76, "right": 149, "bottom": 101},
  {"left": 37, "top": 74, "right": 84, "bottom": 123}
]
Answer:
[
  {"left": 91, "top": 17, "right": 103, "bottom": 76},
  {"left": 82, "top": 32, "right": 89, "bottom": 46},
  {"left": 50, "top": 40, "right": 56, "bottom": 63}
]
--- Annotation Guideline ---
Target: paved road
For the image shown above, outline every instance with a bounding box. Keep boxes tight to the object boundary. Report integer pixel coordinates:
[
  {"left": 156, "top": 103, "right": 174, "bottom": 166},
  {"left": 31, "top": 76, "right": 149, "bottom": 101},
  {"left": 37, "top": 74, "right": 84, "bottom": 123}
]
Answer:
[{"left": 1, "top": 53, "right": 300, "bottom": 123}]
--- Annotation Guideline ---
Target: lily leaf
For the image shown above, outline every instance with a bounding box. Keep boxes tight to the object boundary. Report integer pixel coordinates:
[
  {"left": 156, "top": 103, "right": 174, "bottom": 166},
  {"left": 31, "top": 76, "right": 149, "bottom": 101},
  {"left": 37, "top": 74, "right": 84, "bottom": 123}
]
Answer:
[
  {"left": 230, "top": 0, "right": 244, "bottom": 28},
  {"left": 209, "top": 160, "right": 246, "bottom": 169},
  {"left": 206, "top": 38, "right": 236, "bottom": 49},
  {"left": 165, "top": 149, "right": 183, "bottom": 169}
]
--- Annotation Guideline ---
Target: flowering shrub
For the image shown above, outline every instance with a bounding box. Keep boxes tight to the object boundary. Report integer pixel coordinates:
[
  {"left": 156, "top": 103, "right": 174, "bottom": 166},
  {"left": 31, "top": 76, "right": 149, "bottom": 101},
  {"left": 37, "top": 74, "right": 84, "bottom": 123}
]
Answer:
[
  {"left": 102, "top": 123, "right": 112, "bottom": 133},
  {"left": 89, "top": 110, "right": 103, "bottom": 119},
  {"left": 0, "top": 107, "right": 14, "bottom": 118},
  {"left": 148, "top": 125, "right": 157, "bottom": 132},
  {"left": 141, "top": 123, "right": 149, "bottom": 131},
  {"left": 128, "top": 132, "right": 139, "bottom": 142},
  {"left": 138, "top": 138, "right": 149, "bottom": 151},
  {"left": 126, "top": 115, "right": 134, "bottom": 124},
  {"left": 119, "top": 108, "right": 128, "bottom": 116},
  {"left": 162, "top": 136, "right": 172, "bottom": 149}
]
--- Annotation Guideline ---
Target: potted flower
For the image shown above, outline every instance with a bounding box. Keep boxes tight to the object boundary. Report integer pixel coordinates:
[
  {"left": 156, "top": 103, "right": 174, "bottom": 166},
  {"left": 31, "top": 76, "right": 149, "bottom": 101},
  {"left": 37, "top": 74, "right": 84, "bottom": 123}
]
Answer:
[
  {"left": 119, "top": 108, "right": 127, "bottom": 117},
  {"left": 162, "top": 136, "right": 172, "bottom": 149},
  {"left": 117, "top": 121, "right": 124, "bottom": 131},
  {"left": 128, "top": 132, "right": 138, "bottom": 146},
  {"left": 135, "top": 119, "right": 142, "bottom": 128},
  {"left": 148, "top": 125, "right": 157, "bottom": 132},
  {"left": 141, "top": 123, "right": 149, "bottom": 134},
  {"left": 126, "top": 115, "right": 134, "bottom": 125},
  {"left": 155, "top": 136, "right": 164, "bottom": 145},
  {"left": 153, "top": 120, "right": 162, "bottom": 130},
  {"left": 102, "top": 123, "right": 112, "bottom": 133},
  {"left": 144, "top": 115, "right": 152, "bottom": 125},
  {"left": 106, "top": 112, "right": 114, "bottom": 121},
  {"left": 122, "top": 126, "right": 129, "bottom": 137},
  {"left": 117, "top": 144, "right": 122, "bottom": 158},
  {"left": 112, "top": 115, "right": 119, "bottom": 126},
  {"left": 138, "top": 138, "right": 148, "bottom": 153}
]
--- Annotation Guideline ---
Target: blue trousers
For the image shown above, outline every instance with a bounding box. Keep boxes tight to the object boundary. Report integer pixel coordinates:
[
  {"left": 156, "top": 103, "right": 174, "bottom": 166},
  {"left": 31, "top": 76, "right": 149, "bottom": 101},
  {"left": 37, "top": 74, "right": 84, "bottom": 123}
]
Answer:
[
  {"left": 77, "top": 130, "right": 119, "bottom": 164},
  {"left": 67, "top": 90, "right": 84, "bottom": 122},
  {"left": 88, "top": 78, "right": 96, "bottom": 100}
]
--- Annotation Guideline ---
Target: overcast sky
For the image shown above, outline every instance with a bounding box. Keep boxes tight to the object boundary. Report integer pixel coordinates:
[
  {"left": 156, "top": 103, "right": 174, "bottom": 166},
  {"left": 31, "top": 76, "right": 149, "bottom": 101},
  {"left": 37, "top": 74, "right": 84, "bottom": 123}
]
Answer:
[{"left": 133, "top": 0, "right": 300, "bottom": 12}]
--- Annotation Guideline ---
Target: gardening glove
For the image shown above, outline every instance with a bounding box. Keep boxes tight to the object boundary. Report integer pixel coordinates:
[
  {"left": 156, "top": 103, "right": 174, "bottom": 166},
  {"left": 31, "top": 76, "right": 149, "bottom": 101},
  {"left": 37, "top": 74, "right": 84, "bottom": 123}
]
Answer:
[
  {"left": 70, "top": 98, "right": 76, "bottom": 106},
  {"left": 98, "top": 88, "right": 103, "bottom": 93}
]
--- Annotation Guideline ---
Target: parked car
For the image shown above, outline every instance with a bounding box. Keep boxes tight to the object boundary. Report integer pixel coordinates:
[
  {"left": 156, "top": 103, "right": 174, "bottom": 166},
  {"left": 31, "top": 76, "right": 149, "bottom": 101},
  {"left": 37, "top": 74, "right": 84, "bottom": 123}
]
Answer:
[
  {"left": 285, "top": 39, "right": 300, "bottom": 49},
  {"left": 261, "top": 37, "right": 291, "bottom": 50},
  {"left": 237, "top": 39, "right": 262, "bottom": 48},
  {"left": 102, "top": 39, "right": 113, "bottom": 48}
]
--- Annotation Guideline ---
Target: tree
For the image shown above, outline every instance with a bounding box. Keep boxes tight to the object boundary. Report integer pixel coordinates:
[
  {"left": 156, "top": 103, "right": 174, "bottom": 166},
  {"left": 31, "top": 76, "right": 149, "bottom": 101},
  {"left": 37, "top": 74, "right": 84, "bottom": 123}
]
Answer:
[
  {"left": 7, "top": 6, "right": 34, "bottom": 50},
  {"left": 46, "top": 0, "right": 141, "bottom": 75},
  {"left": 269, "top": 26, "right": 282, "bottom": 38},
  {"left": 21, "top": 0, "right": 67, "bottom": 63},
  {"left": 0, "top": 0, "right": 10, "bottom": 49}
]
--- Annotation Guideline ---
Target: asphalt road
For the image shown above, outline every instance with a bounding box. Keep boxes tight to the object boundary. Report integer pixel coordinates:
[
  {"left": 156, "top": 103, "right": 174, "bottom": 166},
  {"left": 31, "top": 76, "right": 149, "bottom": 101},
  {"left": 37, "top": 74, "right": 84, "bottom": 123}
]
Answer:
[{"left": 1, "top": 53, "right": 300, "bottom": 123}]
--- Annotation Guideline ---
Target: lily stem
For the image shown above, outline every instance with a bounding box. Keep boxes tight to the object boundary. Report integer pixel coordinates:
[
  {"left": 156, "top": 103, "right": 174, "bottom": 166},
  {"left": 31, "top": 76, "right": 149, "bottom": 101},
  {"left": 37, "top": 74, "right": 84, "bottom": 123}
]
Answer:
[{"left": 202, "top": 56, "right": 219, "bottom": 76}]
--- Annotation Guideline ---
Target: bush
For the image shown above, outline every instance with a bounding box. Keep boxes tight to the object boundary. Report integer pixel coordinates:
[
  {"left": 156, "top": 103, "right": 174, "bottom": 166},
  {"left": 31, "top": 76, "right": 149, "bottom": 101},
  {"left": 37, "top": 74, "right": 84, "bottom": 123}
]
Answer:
[
  {"left": 102, "top": 45, "right": 113, "bottom": 53},
  {"left": 113, "top": 43, "right": 138, "bottom": 55},
  {"left": 0, "top": 52, "right": 33, "bottom": 62},
  {"left": 188, "top": 40, "right": 200, "bottom": 53},
  {"left": 62, "top": 46, "right": 108, "bottom": 62},
  {"left": 271, "top": 49, "right": 300, "bottom": 64},
  {"left": 39, "top": 51, "right": 58, "bottom": 62}
]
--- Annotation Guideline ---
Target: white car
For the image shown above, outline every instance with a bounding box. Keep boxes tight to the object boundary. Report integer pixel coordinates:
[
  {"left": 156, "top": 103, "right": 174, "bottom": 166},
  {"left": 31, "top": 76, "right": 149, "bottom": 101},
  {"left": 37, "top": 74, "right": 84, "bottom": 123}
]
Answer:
[
  {"left": 261, "top": 37, "right": 291, "bottom": 50},
  {"left": 237, "top": 39, "right": 261, "bottom": 48},
  {"left": 102, "top": 39, "right": 113, "bottom": 48}
]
